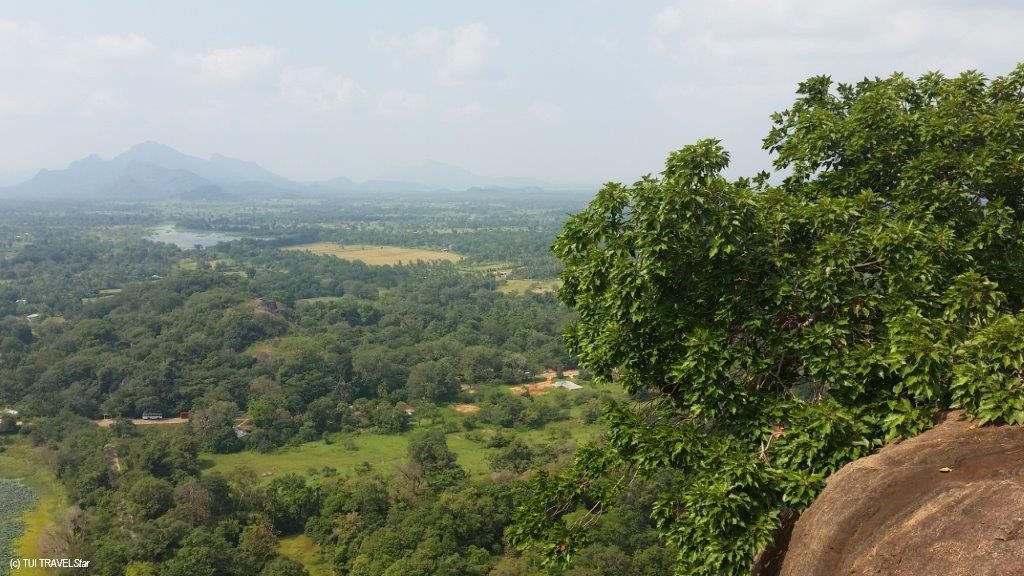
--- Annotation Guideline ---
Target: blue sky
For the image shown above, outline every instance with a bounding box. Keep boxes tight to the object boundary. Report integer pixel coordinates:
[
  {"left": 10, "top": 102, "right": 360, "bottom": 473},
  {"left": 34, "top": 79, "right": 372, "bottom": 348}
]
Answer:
[{"left": 2, "top": 1, "right": 1023, "bottom": 185}]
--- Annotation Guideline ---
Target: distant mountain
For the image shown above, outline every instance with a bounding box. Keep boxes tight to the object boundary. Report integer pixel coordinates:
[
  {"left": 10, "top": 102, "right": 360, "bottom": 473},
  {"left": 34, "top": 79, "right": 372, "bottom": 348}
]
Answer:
[
  {"left": 0, "top": 141, "right": 300, "bottom": 201},
  {"left": 0, "top": 142, "right": 594, "bottom": 201}
]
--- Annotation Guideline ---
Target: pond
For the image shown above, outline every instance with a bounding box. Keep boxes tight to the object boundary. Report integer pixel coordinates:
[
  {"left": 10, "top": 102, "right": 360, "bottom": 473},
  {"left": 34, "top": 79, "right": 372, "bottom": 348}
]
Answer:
[{"left": 147, "top": 225, "right": 256, "bottom": 249}]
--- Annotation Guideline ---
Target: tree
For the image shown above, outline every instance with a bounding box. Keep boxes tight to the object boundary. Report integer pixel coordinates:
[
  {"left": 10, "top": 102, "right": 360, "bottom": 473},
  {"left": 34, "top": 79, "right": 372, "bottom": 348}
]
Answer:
[
  {"left": 163, "top": 528, "right": 234, "bottom": 576},
  {"left": 190, "top": 401, "right": 242, "bottom": 453},
  {"left": 172, "top": 478, "right": 214, "bottom": 525},
  {"left": 407, "top": 429, "right": 467, "bottom": 491},
  {"left": 128, "top": 477, "right": 174, "bottom": 520},
  {"left": 511, "top": 65, "right": 1024, "bottom": 575},
  {"left": 264, "top": 474, "right": 318, "bottom": 534},
  {"left": 489, "top": 438, "right": 535, "bottom": 473},
  {"left": 239, "top": 517, "right": 279, "bottom": 572}
]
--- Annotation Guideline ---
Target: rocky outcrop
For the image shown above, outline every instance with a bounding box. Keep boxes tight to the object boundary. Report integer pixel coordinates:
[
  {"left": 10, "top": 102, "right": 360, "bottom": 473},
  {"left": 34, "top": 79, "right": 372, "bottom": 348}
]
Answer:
[{"left": 779, "top": 411, "right": 1024, "bottom": 576}]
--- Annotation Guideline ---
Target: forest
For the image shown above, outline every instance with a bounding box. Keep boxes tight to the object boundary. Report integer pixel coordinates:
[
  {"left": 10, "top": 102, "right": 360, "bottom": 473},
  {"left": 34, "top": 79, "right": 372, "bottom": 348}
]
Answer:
[{"left": 0, "top": 191, "right": 675, "bottom": 576}]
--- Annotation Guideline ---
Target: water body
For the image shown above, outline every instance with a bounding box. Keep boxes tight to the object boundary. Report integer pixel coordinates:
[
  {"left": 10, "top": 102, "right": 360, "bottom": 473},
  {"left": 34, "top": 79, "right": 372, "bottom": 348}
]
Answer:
[{"left": 147, "top": 225, "right": 255, "bottom": 249}]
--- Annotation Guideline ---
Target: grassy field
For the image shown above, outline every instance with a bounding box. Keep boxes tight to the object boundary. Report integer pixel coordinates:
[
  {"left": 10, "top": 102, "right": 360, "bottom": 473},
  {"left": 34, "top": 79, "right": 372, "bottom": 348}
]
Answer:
[
  {"left": 282, "top": 243, "right": 461, "bottom": 266},
  {"left": 497, "top": 279, "right": 561, "bottom": 295},
  {"left": 279, "top": 535, "right": 333, "bottom": 576},
  {"left": 203, "top": 432, "right": 409, "bottom": 478},
  {"left": 202, "top": 402, "right": 606, "bottom": 481},
  {"left": 0, "top": 441, "right": 66, "bottom": 576}
]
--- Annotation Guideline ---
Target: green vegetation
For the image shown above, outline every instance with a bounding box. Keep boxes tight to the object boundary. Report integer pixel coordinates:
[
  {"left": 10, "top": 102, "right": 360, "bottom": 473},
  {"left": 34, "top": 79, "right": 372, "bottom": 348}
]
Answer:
[
  {"left": 204, "top": 401, "right": 607, "bottom": 480},
  {"left": 0, "top": 440, "right": 66, "bottom": 574},
  {"left": 0, "top": 187, "right": 676, "bottom": 576},
  {"left": 512, "top": 65, "right": 1024, "bottom": 575},
  {"left": 278, "top": 535, "right": 332, "bottom": 576},
  {"left": 0, "top": 479, "right": 36, "bottom": 572}
]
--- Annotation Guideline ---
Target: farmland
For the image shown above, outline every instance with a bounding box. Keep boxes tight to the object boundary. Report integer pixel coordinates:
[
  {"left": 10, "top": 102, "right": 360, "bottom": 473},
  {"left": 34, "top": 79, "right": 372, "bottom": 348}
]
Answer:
[
  {"left": 496, "top": 278, "right": 561, "bottom": 295},
  {"left": 281, "top": 242, "right": 461, "bottom": 265}
]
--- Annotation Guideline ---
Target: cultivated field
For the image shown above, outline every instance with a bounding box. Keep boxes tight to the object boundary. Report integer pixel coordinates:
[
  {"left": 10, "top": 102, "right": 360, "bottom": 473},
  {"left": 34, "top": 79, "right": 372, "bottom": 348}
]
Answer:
[
  {"left": 497, "top": 279, "right": 560, "bottom": 295},
  {"left": 282, "top": 242, "right": 462, "bottom": 265}
]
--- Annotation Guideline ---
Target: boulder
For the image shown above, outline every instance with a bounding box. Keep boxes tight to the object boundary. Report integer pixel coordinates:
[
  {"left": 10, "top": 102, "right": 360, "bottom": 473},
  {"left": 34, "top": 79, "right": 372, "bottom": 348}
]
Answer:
[{"left": 779, "top": 411, "right": 1024, "bottom": 576}]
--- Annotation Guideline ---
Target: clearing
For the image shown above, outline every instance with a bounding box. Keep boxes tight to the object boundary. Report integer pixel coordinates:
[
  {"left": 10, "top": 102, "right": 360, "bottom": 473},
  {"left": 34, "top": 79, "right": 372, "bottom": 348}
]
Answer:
[
  {"left": 202, "top": 410, "right": 604, "bottom": 481},
  {"left": 279, "top": 534, "right": 333, "bottom": 576},
  {"left": 282, "top": 242, "right": 461, "bottom": 266},
  {"left": 509, "top": 369, "right": 583, "bottom": 396},
  {"left": 95, "top": 417, "right": 189, "bottom": 427},
  {"left": 497, "top": 279, "right": 561, "bottom": 295}
]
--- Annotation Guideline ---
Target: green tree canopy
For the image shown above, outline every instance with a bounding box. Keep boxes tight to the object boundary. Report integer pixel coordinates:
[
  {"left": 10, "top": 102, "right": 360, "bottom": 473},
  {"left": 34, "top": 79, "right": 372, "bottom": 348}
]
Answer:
[{"left": 511, "top": 65, "right": 1024, "bottom": 575}]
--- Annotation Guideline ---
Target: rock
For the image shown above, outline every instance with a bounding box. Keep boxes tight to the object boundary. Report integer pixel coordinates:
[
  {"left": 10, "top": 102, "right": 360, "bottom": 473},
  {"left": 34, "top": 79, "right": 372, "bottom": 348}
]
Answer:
[{"left": 779, "top": 411, "right": 1024, "bottom": 576}]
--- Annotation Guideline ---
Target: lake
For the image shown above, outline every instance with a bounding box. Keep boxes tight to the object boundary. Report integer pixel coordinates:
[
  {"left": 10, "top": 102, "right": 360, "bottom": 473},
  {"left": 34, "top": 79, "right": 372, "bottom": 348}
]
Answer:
[{"left": 147, "top": 225, "right": 255, "bottom": 249}]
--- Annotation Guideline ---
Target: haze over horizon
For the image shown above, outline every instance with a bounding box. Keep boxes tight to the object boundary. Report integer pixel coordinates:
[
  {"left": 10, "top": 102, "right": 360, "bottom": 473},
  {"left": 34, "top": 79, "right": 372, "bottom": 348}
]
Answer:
[{"left": 3, "top": 0, "right": 1024, "bottom": 185}]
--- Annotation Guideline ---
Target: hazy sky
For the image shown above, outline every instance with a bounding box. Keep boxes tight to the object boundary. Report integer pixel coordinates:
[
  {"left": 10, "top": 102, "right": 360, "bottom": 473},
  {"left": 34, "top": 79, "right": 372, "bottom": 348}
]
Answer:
[{"left": 2, "top": 1, "right": 1023, "bottom": 185}]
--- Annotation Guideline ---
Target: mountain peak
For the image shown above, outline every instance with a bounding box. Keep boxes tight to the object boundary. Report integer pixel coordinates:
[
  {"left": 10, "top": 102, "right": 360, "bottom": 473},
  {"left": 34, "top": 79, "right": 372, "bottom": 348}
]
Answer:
[
  {"left": 116, "top": 141, "right": 192, "bottom": 164},
  {"left": 2, "top": 141, "right": 295, "bottom": 200}
]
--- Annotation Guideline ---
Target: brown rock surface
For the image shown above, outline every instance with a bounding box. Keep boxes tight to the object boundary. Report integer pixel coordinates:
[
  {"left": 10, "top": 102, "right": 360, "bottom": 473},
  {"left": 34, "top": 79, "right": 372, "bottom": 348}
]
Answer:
[{"left": 779, "top": 411, "right": 1024, "bottom": 576}]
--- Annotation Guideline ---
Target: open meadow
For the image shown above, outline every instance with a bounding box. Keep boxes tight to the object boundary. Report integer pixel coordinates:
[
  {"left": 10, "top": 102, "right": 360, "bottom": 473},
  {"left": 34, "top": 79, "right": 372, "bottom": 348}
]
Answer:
[
  {"left": 202, "top": 413, "right": 602, "bottom": 480},
  {"left": 200, "top": 386, "right": 611, "bottom": 482},
  {"left": 496, "top": 278, "right": 561, "bottom": 295},
  {"left": 281, "top": 242, "right": 462, "bottom": 265}
]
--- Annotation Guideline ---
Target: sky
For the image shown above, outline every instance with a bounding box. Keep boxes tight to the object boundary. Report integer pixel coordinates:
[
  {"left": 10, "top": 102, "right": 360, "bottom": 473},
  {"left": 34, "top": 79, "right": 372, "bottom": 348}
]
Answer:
[{"left": 1, "top": 0, "right": 1024, "bottom": 186}]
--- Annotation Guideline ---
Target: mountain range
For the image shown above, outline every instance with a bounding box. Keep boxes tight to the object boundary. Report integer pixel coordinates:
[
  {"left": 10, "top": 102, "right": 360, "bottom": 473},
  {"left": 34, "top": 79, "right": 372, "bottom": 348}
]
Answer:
[{"left": 0, "top": 142, "right": 589, "bottom": 201}]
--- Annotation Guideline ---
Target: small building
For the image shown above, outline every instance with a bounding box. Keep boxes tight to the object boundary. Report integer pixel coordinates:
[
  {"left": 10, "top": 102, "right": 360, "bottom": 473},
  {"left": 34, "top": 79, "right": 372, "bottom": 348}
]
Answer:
[
  {"left": 25, "top": 313, "right": 41, "bottom": 321},
  {"left": 552, "top": 380, "right": 583, "bottom": 391},
  {"left": 15, "top": 298, "right": 27, "bottom": 305},
  {"left": 0, "top": 408, "right": 20, "bottom": 431}
]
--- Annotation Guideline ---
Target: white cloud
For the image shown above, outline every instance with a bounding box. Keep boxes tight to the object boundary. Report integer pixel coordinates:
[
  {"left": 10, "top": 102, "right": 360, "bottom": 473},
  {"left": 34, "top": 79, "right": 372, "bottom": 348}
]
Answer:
[
  {"left": 0, "top": 92, "right": 48, "bottom": 115},
  {"left": 72, "top": 34, "right": 152, "bottom": 60},
  {"left": 654, "top": 6, "right": 684, "bottom": 37},
  {"left": 376, "top": 90, "right": 426, "bottom": 116},
  {"left": 377, "top": 23, "right": 500, "bottom": 80},
  {"left": 278, "top": 66, "right": 361, "bottom": 111},
  {"left": 82, "top": 89, "right": 118, "bottom": 116},
  {"left": 596, "top": 35, "right": 619, "bottom": 53},
  {"left": 446, "top": 23, "right": 497, "bottom": 76},
  {"left": 528, "top": 101, "right": 565, "bottom": 123},
  {"left": 650, "top": 0, "right": 1024, "bottom": 68},
  {"left": 198, "top": 45, "right": 280, "bottom": 83}
]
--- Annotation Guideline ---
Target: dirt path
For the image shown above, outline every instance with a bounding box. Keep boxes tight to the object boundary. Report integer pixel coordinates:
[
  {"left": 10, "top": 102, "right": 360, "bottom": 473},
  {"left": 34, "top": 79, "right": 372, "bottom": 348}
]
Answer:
[
  {"left": 94, "top": 417, "right": 188, "bottom": 427},
  {"left": 103, "top": 443, "right": 122, "bottom": 473}
]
